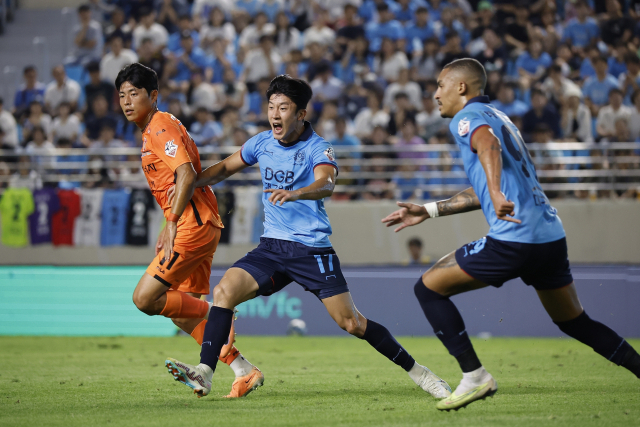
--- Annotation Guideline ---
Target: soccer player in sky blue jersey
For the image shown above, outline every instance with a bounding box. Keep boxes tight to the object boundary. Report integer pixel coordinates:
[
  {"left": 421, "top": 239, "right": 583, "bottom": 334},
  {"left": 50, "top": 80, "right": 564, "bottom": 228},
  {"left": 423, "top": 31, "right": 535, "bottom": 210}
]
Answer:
[
  {"left": 382, "top": 59, "right": 640, "bottom": 411},
  {"left": 165, "top": 75, "right": 452, "bottom": 399}
]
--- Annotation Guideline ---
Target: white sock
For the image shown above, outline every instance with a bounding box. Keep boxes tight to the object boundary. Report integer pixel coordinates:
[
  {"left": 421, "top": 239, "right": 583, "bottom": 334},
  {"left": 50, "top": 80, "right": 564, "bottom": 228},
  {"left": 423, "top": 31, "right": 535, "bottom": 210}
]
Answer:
[
  {"left": 229, "top": 354, "right": 254, "bottom": 377},
  {"left": 456, "top": 366, "right": 492, "bottom": 394},
  {"left": 407, "top": 362, "right": 426, "bottom": 384}
]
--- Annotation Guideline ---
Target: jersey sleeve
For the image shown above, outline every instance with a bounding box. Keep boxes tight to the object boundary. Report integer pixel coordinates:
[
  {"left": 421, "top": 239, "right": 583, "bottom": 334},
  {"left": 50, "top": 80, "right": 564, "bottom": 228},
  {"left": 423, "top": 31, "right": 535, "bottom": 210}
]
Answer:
[
  {"left": 310, "top": 141, "right": 339, "bottom": 173},
  {"left": 451, "top": 110, "right": 490, "bottom": 154},
  {"left": 148, "top": 120, "right": 193, "bottom": 172},
  {"left": 240, "top": 134, "right": 261, "bottom": 166}
]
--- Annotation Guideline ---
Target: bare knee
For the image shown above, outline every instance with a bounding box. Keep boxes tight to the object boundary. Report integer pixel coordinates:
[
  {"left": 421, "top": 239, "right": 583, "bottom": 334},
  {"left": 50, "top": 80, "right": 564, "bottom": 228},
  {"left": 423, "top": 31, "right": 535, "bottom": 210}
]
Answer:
[
  {"left": 132, "top": 291, "right": 155, "bottom": 315},
  {"left": 339, "top": 316, "right": 366, "bottom": 337},
  {"left": 212, "top": 283, "right": 236, "bottom": 309}
]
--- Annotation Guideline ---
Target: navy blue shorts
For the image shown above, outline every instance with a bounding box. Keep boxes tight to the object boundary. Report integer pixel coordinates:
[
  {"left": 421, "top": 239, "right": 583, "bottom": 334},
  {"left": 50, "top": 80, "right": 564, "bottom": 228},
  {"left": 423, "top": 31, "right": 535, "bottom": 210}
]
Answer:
[
  {"left": 232, "top": 237, "right": 350, "bottom": 300},
  {"left": 455, "top": 236, "right": 574, "bottom": 291}
]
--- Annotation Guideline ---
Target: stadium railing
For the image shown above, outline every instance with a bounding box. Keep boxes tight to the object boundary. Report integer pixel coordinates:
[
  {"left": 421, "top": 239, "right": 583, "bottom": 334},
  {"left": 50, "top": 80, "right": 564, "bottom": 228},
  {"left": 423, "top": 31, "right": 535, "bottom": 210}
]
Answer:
[{"left": 0, "top": 142, "right": 639, "bottom": 196}]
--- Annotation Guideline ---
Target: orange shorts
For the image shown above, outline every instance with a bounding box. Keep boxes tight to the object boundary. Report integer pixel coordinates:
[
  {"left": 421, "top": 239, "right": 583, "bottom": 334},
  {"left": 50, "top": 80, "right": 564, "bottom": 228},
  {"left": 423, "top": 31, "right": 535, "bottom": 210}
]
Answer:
[{"left": 146, "top": 223, "right": 221, "bottom": 295}]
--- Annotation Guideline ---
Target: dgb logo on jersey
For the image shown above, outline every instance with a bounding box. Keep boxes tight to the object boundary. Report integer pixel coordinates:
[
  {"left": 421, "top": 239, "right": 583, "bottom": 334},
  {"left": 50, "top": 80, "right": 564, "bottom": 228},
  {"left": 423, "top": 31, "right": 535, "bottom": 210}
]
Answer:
[{"left": 265, "top": 167, "right": 294, "bottom": 183}]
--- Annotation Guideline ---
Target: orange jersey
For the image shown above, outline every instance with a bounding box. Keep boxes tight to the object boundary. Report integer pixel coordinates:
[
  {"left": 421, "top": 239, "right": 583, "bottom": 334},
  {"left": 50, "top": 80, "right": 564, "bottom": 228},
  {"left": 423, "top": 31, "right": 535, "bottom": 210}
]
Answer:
[{"left": 141, "top": 111, "right": 223, "bottom": 229}]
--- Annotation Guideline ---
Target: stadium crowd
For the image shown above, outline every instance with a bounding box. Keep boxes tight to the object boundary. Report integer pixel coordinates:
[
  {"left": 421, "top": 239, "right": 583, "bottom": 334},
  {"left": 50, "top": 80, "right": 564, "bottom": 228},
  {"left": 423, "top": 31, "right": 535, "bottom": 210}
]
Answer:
[{"left": 0, "top": 0, "right": 639, "bottom": 199}]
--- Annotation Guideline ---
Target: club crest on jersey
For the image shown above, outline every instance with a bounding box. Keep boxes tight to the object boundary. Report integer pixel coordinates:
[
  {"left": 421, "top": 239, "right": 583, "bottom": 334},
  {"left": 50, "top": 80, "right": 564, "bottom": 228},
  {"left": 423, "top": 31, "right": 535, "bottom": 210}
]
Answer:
[
  {"left": 458, "top": 119, "right": 470, "bottom": 136},
  {"left": 293, "top": 149, "right": 305, "bottom": 165},
  {"left": 164, "top": 139, "right": 178, "bottom": 157},
  {"left": 324, "top": 147, "right": 335, "bottom": 162}
]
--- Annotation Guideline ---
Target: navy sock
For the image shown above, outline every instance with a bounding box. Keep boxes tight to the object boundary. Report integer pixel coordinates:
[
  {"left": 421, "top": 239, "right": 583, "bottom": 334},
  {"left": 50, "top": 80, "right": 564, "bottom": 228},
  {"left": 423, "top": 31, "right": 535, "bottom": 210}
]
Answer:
[
  {"left": 554, "top": 311, "right": 633, "bottom": 366},
  {"left": 199, "top": 306, "right": 234, "bottom": 371},
  {"left": 361, "top": 319, "right": 415, "bottom": 371},
  {"left": 414, "top": 279, "right": 479, "bottom": 372}
]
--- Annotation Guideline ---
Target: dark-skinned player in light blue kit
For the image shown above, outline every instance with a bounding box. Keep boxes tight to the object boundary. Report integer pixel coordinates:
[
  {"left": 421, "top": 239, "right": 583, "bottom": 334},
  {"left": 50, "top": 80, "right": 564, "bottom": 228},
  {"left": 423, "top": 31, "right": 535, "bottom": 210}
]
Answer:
[
  {"left": 382, "top": 58, "right": 640, "bottom": 411},
  {"left": 164, "top": 75, "right": 453, "bottom": 399}
]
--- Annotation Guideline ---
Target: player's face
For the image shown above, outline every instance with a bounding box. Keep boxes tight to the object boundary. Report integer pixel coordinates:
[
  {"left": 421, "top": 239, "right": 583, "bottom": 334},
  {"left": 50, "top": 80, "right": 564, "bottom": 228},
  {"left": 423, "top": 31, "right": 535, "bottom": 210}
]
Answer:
[
  {"left": 268, "top": 93, "right": 304, "bottom": 140},
  {"left": 434, "top": 69, "right": 457, "bottom": 118},
  {"left": 119, "top": 81, "right": 157, "bottom": 124}
]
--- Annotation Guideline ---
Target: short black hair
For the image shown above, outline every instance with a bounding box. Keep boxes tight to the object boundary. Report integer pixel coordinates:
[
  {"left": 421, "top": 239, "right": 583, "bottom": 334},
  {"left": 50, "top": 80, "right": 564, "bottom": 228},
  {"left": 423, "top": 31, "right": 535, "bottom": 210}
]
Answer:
[
  {"left": 443, "top": 58, "right": 487, "bottom": 92},
  {"left": 23, "top": 65, "right": 36, "bottom": 75},
  {"left": 531, "top": 88, "right": 546, "bottom": 98},
  {"left": 78, "top": 4, "right": 91, "bottom": 13},
  {"left": 86, "top": 60, "right": 100, "bottom": 73},
  {"left": 115, "top": 63, "right": 159, "bottom": 95},
  {"left": 266, "top": 75, "right": 313, "bottom": 112},
  {"left": 625, "top": 54, "right": 640, "bottom": 65},
  {"left": 609, "top": 88, "right": 623, "bottom": 97},
  {"left": 408, "top": 237, "right": 422, "bottom": 248}
]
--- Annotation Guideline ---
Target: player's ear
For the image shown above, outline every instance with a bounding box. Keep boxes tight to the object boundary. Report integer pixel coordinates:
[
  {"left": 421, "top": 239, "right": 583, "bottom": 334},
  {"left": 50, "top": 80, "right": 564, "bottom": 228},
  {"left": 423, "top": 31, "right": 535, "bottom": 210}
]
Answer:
[
  {"left": 149, "top": 89, "right": 159, "bottom": 104},
  {"left": 458, "top": 81, "right": 467, "bottom": 96},
  {"left": 297, "top": 108, "right": 307, "bottom": 122}
]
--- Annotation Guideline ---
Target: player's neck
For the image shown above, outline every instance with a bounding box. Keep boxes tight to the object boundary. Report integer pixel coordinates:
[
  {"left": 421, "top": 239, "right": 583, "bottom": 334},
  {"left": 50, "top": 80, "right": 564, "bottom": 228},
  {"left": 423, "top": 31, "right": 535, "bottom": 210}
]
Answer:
[
  {"left": 136, "top": 107, "right": 158, "bottom": 131},
  {"left": 280, "top": 121, "right": 306, "bottom": 145}
]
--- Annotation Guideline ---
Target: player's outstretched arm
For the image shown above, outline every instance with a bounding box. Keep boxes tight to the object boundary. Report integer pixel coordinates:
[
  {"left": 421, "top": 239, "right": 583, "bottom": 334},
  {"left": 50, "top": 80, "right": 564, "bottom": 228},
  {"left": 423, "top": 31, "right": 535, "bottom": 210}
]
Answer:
[
  {"left": 195, "top": 151, "right": 249, "bottom": 187},
  {"left": 381, "top": 187, "right": 480, "bottom": 232},
  {"left": 471, "top": 126, "right": 521, "bottom": 224},
  {"left": 264, "top": 164, "right": 336, "bottom": 206}
]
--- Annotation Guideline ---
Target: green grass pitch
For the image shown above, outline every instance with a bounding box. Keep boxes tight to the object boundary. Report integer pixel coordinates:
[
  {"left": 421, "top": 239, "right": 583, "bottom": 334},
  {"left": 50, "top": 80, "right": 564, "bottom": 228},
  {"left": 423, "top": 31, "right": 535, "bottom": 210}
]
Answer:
[{"left": 1, "top": 336, "right": 639, "bottom": 427}]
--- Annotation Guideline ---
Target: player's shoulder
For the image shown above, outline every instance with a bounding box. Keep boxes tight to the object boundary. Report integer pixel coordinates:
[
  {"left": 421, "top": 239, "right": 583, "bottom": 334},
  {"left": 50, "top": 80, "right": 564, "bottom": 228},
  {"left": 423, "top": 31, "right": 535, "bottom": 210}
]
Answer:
[{"left": 245, "top": 129, "right": 274, "bottom": 149}]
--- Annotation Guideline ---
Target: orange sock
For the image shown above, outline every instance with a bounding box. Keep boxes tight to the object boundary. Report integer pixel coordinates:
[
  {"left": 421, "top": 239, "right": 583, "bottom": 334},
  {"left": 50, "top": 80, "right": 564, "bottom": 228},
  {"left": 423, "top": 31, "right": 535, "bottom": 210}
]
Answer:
[
  {"left": 219, "top": 346, "right": 240, "bottom": 365},
  {"left": 159, "top": 290, "right": 209, "bottom": 319},
  {"left": 190, "top": 319, "right": 207, "bottom": 345}
]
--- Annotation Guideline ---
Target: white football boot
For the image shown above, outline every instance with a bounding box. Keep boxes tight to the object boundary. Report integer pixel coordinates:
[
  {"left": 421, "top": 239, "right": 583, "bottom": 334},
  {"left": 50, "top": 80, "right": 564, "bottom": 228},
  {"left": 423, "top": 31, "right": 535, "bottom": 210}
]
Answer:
[
  {"left": 410, "top": 363, "right": 452, "bottom": 398},
  {"left": 165, "top": 357, "right": 212, "bottom": 398}
]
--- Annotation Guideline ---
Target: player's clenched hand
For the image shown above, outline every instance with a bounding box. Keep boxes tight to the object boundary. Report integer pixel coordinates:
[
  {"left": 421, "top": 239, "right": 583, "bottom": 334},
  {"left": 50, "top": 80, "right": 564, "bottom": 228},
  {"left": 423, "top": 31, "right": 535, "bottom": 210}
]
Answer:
[
  {"left": 264, "top": 189, "right": 300, "bottom": 206},
  {"left": 155, "top": 226, "right": 165, "bottom": 256},
  {"left": 162, "top": 221, "right": 178, "bottom": 260},
  {"left": 491, "top": 192, "right": 522, "bottom": 224},
  {"left": 381, "top": 201, "right": 430, "bottom": 232}
]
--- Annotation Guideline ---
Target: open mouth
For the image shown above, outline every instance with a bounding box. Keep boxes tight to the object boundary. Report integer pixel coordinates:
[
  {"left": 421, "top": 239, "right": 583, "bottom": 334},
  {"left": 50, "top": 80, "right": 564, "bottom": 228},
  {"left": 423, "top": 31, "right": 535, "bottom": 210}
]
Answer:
[
  {"left": 272, "top": 123, "right": 283, "bottom": 134},
  {"left": 125, "top": 109, "right": 134, "bottom": 116}
]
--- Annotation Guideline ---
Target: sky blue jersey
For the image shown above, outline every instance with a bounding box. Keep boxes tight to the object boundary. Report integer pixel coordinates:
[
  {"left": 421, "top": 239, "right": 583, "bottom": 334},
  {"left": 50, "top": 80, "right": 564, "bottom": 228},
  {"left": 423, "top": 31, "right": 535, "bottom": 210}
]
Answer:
[
  {"left": 450, "top": 96, "right": 565, "bottom": 244},
  {"left": 240, "top": 122, "right": 338, "bottom": 247}
]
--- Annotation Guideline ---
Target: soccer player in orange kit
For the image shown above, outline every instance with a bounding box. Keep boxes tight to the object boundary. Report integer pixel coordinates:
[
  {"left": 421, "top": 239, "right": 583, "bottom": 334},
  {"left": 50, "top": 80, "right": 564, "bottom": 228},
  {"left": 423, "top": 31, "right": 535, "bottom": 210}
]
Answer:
[{"left": 117, "top": 63, "right": 263, "bottom": 398}]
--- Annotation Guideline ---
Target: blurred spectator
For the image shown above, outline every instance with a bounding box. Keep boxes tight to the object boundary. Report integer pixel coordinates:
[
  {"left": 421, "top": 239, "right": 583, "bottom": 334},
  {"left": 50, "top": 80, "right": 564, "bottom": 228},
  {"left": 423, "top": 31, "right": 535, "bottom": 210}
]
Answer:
[
  {"left": 561, "top": 0, "right": 599, "bottom": 52},
  {"left": 100, "top": 32, "right": 139, "bottom": 85},
  {"left": 600, "top": 0, "right": 634, "bottom": 48},
  {"left": 474, "top": 28, "right": 509, "bottom": 74},
  {"left": 492, "top": 83, "right": 529, "bottom": 118},
  {"left": 515, "top": 38, "right": 552, "bottom": 88},
  {"left": 310, "top": 63, "right": 345, "bottom": 102},
  {"left": 373, "top": 38, "right": 409, "bottom": 83},
  {"left": 90, "top": 124, "right": 127, "bottom": 159},
  {"left": 404, "top": 7, "right": 435, "bottom": 56},
  {"left": 137, "top": 38, "right": 167, "bottom": 81},
  {"left": 13, "top": 66, "right": 45, "bottom": 118},
  {"left": 305, "top": 42, "right": 330, "bottom": 82},
  {"left": 104, "top": 7, "right": 133, "bottom": 48},
  {"left": 416, "top": 92, "right": 449, "bottom": 140},
  {"left": 335, "top": 4, "right": 365, "bottom": 44},
  {"left": 132, "top": 8, "right": 169, "bottom": 52},
  {"left": 438, "top": 32, "right": 467, "bottom": 69},
  {"left": 66, "top": 4, "right": 104, "bottom": 66},
  {"left": 189, "top": 71, "right": 220, "bottom": 112},
  {"left": 596, "top": 89, "right": 632, "bottom": 139},
  {"left": 50, "top": 102, "right": 81, "bottom": 144},
  {"left": 607, "top": 41, "right": 628, "bottom": 79},
  {"left": 405, "top": 237, "right": 431, "bottom": 265},
  {"left": 353, "top": 90, "right": 390, "bottom": 139},
  {"left": 22, "top": 102, "right": 52, "bottom": 142},
  {"left": 316, "top": 101, "right": 340, "bottom": 142},
  {"left": 209, "top": 36, "right": 239, "bottom": 83},
  {"left": 85, "top": 61, "right": 116, "bottom": 116},
  {"left": 84, "top": 95, "right": 120, "bottom": 142},
  {"left": 434, "top": 7, "right": 470, "bottom": 48},
  {"left": 168, "top": 31, "right": 213, "bottom": 90},
  {"left": 384, "top": 68, "right": 422, "bottom": 111},
  {"left": 242, "top": 35, "right": 281, "bottom": 90},
  {"left": 561, "top": 87, "right": 593, "bottom": 142},
  {"left": 583, "top": 55, "right": 621, "bottom": 116},
  {"left": 619, "top": 54, "right": 640, "bottom": 106},
  {"left": 388, "top": 92, "right": 418, "bottom": 136},
  {"left": 274, "top": 11, "right": 302, "bottom": 57},
  {"left": 167, "top": 14, "right": 200, "bottom": 53},
  {"left": 628, "top": 90, "right": 640, "bottom": 141},
  {"left": 25, "top": 126, "right": 56, "bottom": 169},
  {"left": 199, "top": 7, "right": 236, "bottom": 53},
  {"left": 261, "top": 0, "right": 284, "bottom": 22},
  {"left": 503, "top": 4, "right": 532, "bottom": 53},
  {"left": 240, "top": 11, "right": 276, "bottom": 50},
  {"left": 303, "top": 8, "right": 336, "bottom": 48},
  {"left": 365, "top": 3, "right": 404, "bottom": 52},
  {"left": 192, "top": 0, "right": 235, "bottom": 23},
  {"left": 235, "top": 0, "right": 264, "bottom": 17},
  {"left": 541, "top": 64, "right": 582, "bottom": 108},
  {"left": 336, "top": 36, "right": 372, "bottom": 84},
  {"left": 9, "top": 155, "right": 43, "bottom": 190},
  {"left": 213, "top": 68, "right": 247, "bottom": 113},
  {"left": 522, "top": 89, "right": 561, "bottom": 142},
  {"left": 395, "top": 116, "right": 426, "bottom": 161},
  {"left": 44, "top": 65, "right": 81, "bottom": 114},
  {"left": 608, "top": 117, "right": 632, "bottom": 143},
  {"left": 0, "top": 98, "right": 19, "bottom": 148},
  {"left": 412, "top": 38, "right": 440, "bottom": 87},
  {"left": 190, "top": 107, "right": 223, "bottom": 146},
  {"left": 330, "top": 117, "right": 361, "bottom": 159}
]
